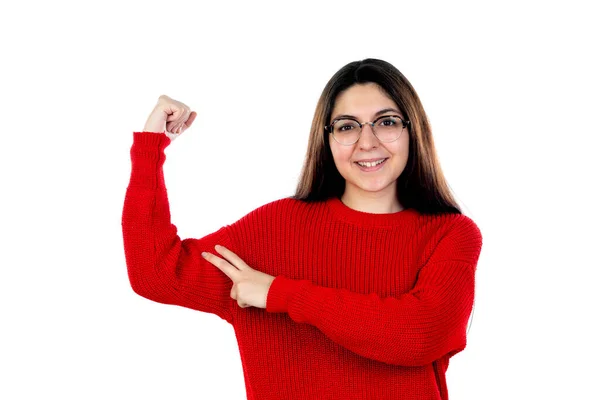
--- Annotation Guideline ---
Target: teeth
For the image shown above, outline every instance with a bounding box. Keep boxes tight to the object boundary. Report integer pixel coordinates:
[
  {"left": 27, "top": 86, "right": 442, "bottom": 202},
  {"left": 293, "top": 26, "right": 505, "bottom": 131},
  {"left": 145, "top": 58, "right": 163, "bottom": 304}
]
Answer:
[{"left": 357, "top": 159, "right": 385, "bottom": 168}]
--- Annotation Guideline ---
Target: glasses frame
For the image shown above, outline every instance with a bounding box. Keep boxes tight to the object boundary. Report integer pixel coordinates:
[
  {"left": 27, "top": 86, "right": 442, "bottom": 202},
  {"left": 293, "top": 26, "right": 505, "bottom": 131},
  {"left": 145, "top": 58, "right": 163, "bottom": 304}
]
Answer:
[{"left": 325, "top": 114, "right": 411, "bottom": 146}]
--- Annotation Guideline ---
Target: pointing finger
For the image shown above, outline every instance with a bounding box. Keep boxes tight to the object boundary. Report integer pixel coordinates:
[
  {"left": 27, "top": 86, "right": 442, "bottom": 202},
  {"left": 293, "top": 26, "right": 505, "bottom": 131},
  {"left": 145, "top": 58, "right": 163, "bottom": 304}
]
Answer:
[
  {"left": 202, "top": 252, "right": 238, "bottom": 281},
  {"left": 214, "top": 245, "right": 249, "bottom": 270}
]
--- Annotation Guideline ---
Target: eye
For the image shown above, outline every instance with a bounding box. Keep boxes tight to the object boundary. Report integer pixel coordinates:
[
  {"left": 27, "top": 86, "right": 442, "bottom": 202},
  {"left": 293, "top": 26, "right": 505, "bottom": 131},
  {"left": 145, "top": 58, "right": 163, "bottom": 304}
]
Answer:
[
  {"left": 334, "top": 119, "right": 359, "bottom": 132},
  {"left": 378, "top": 116, "right": 398, "bottom": 126}
]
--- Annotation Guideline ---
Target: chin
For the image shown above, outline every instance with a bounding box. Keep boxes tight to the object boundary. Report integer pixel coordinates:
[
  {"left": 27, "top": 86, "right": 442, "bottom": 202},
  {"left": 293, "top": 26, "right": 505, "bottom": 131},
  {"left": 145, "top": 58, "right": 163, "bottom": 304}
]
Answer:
[{"left": 353, "top": 179, "right": 395, "bottom": 193}]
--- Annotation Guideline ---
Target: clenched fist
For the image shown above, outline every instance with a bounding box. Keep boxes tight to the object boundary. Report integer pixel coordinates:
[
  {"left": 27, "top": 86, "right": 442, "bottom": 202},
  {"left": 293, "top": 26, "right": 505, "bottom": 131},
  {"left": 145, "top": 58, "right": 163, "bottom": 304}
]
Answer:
[{"left": 143, "top": 94, "right": 197, "bottom": 141}]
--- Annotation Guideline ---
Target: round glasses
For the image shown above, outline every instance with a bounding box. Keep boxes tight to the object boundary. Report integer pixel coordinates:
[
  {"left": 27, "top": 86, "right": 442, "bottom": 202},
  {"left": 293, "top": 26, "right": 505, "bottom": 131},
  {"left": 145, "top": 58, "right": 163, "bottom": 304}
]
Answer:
[{"left": 325, "top": 115, "right": 410, "bottom": 145}]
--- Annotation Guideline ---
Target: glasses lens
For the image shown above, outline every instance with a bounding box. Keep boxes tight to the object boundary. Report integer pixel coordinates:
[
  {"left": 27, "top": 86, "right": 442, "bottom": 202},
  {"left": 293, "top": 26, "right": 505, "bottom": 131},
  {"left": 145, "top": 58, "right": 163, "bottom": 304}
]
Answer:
[
  {"left": 333, "top": 119, "right": 360, "bottom": 145},
  {"left": 373, "top": 116, "right": 404, "bottom": 142}
]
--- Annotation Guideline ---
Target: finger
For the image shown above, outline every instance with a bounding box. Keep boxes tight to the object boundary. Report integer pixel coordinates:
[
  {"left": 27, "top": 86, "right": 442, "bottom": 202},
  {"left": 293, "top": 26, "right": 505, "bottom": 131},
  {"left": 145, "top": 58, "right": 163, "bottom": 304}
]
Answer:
[
  {"left": 165, "top": 105, "right": 185, "bottom": 122},
  {"left": 236, "top": 296, "right": 249, "bottom": 308},
  {"left": 171, "top": 121, "right": 185, "bottom": 134},
  {"left": 184, "top": 111, "right": 197, "bottom": 127},
  {"left": 166, "top": 121, "right": 179, "bottom": 133},
  {"left": 170, "top": 110, "right": 189, "bottom": 131},
  {"left": 214, "top": 245, "right": 248, "bottom": 270},
  {"left": 178, "top": 109, "right": 191, "bottom": 127},
  {"left": 202, "top": 252, "right": 238, "bottom": 280},
  {"left": 165, "top": 109, "right": 180, "bottom": 122}
]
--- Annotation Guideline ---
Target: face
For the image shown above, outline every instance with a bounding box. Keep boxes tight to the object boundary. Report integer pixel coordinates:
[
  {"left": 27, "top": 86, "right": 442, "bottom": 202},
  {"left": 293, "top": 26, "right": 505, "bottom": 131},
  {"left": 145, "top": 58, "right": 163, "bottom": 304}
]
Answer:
[{"left": 328, "top": 82, "right": 410, "bottom": 201}]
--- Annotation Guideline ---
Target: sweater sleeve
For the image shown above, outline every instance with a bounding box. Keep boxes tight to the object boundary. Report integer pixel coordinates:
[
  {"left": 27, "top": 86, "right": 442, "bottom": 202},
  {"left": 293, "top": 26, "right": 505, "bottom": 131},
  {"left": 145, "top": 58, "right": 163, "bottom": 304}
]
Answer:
[
  {"left": 121, "top": 131, "right": 234, "bottom": 324},
  {"left": 265, "top": 216, "right": 482, "bottom": 367}
]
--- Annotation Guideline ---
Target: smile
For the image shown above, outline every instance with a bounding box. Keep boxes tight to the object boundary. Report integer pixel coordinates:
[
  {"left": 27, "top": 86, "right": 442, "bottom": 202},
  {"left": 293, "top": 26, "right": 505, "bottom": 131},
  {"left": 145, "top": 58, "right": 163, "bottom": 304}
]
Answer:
[{"left": 354, "top": 158, "right": 388, "bottom": 171}]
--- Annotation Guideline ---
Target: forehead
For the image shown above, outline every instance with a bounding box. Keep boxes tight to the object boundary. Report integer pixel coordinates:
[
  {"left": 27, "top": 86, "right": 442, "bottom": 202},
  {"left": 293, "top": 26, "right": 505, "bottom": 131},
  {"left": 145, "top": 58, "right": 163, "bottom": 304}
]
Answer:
[{"left": 332, "top": 83, "right": 397, "bottom": 114}]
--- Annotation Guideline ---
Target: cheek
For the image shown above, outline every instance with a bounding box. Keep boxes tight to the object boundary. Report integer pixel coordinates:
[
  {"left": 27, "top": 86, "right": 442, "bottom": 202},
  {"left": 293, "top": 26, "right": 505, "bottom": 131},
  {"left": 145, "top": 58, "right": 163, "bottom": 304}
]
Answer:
[
  {"left": 329, "top": 142, "right": 349, "bottom": 164},
  {"left": 390, "top": 137, "right": 409, "bottom": 161},
  {"left": 332, "top": 149, "right": 353, "bottom": 167}
]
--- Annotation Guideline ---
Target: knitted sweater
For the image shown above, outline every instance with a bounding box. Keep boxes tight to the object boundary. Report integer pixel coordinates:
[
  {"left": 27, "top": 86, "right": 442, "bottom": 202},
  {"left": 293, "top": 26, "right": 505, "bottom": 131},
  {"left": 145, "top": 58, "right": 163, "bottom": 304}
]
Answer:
[{"left": 122, "top": 131, "right": 483, "bottom": 400}]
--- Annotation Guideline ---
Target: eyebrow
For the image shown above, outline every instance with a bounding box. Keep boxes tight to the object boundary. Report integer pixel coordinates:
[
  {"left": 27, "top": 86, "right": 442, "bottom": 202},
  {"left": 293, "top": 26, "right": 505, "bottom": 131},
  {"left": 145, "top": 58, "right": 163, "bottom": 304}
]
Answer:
[{"left": 331, "top": 108, "right": 403, "bottom": 122}]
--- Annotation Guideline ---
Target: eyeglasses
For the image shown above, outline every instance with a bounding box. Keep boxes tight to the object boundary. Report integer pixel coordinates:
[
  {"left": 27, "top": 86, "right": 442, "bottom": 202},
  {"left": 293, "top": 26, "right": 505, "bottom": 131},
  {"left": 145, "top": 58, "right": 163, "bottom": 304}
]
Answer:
[{"left": 325, "top": 115, "right": 410, "bottom": 146}]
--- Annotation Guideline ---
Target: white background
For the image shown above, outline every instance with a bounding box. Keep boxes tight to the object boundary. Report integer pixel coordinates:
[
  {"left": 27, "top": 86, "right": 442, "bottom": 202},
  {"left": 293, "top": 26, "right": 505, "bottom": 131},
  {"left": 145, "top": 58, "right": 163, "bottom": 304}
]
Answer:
[{"left": 1, "top": 0, "right": 598, "bottom": 399}]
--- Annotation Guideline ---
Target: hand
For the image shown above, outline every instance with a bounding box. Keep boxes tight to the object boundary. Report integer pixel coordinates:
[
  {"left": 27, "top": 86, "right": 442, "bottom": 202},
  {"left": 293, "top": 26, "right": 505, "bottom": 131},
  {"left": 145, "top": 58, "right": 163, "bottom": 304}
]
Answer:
[
  {"left": 143, "top": 94, "right": 197, "bottom": 141},
  {"left": 202, "top": 245, "right": 276, "bottom": 309}
]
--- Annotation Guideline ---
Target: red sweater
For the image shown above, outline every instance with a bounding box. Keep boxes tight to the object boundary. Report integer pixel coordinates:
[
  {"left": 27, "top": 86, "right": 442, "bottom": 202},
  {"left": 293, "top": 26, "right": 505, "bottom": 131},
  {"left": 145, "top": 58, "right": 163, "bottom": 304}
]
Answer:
[{"left": 122, "top": 131, "right": 483, "bottom": 400}]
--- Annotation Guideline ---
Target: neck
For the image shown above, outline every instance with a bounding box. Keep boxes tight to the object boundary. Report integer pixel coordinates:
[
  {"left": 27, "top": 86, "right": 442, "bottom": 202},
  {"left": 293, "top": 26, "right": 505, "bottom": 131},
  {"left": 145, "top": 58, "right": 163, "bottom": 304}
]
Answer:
[{"left": 340, "top": 187, "right": 403, "bottom": 214}]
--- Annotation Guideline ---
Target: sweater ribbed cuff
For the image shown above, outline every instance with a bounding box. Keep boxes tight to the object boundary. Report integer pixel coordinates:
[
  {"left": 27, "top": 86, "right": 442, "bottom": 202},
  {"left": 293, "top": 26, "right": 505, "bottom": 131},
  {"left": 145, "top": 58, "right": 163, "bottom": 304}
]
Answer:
[
  {"left": 132, "top": 131, "right": 170, "bottom": 154},
  {"left": 128, "top": 131, "right": 171, "bottom": 189},
  {"left": 266, "top": 275, "right": 310, "bottom": 314}
]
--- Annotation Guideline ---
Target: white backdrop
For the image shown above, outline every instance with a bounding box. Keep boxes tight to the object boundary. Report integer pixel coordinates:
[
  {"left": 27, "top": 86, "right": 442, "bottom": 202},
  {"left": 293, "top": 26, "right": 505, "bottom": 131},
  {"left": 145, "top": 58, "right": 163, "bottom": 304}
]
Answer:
[{"left": 1, "top": 0, "right": 598, "bottom": 399}]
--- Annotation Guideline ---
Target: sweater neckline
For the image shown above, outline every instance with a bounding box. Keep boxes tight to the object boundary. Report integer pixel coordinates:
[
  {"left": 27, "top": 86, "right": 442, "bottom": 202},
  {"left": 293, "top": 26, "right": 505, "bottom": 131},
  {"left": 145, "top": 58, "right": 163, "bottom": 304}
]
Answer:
[{"left": 325, "top": 196, "right": 419, "bottom": 227}]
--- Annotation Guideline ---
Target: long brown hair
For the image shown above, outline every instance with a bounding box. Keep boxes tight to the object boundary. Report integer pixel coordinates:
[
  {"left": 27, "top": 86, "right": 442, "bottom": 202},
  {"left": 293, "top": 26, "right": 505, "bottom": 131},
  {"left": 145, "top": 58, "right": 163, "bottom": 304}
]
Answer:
[{"left": 291, "top": 58, "right": 462, "bottom": 215}]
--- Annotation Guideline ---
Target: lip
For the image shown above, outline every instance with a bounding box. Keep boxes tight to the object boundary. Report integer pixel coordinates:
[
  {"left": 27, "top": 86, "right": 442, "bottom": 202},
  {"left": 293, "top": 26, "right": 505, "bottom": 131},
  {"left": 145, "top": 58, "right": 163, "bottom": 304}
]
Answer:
[
  {"left": 354, "top": 158, "right": 388, "bottom": 172},
  {"left": 355, "top": 157, "right": 388, "bottom": 163}
]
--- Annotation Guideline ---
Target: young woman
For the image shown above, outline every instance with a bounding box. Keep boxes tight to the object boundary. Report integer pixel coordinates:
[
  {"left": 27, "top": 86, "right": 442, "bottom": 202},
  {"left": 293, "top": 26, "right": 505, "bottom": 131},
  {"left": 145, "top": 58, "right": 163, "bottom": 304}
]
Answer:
[{"left": 122, "top": 58, "right": 483, "bottom": 400}]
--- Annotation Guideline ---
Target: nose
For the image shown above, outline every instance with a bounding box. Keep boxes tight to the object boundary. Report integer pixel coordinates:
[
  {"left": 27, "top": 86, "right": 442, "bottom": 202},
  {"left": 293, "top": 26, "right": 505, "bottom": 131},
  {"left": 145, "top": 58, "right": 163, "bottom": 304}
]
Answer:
[{"left": 357, "top": 123, "right": 379, "bottom": 149}]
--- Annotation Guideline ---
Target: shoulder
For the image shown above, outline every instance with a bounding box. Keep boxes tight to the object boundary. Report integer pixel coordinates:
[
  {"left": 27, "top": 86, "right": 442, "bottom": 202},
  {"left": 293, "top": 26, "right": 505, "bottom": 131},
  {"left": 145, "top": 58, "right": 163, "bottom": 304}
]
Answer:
[
  {"left": 246, "top": 196, "right": 303, "bottom": 216},
  {"left": 444, "top": 213, "right": 481, "bottom": 240},
  {"left": 422, "top": 212, "right": 483, "bottom": 265},
  {"left": 424, "top": 212, "right": 481, "bottom": 242},
  {"left": 228, "top": 196, "right": 310, "bottom": 228}
]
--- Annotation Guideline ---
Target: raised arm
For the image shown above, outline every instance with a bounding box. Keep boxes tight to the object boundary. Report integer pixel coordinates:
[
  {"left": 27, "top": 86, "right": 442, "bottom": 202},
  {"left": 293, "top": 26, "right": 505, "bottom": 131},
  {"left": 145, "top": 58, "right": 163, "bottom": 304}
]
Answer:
[{"left": 121, "top": 96, "right": 234, "bottom": 323}]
